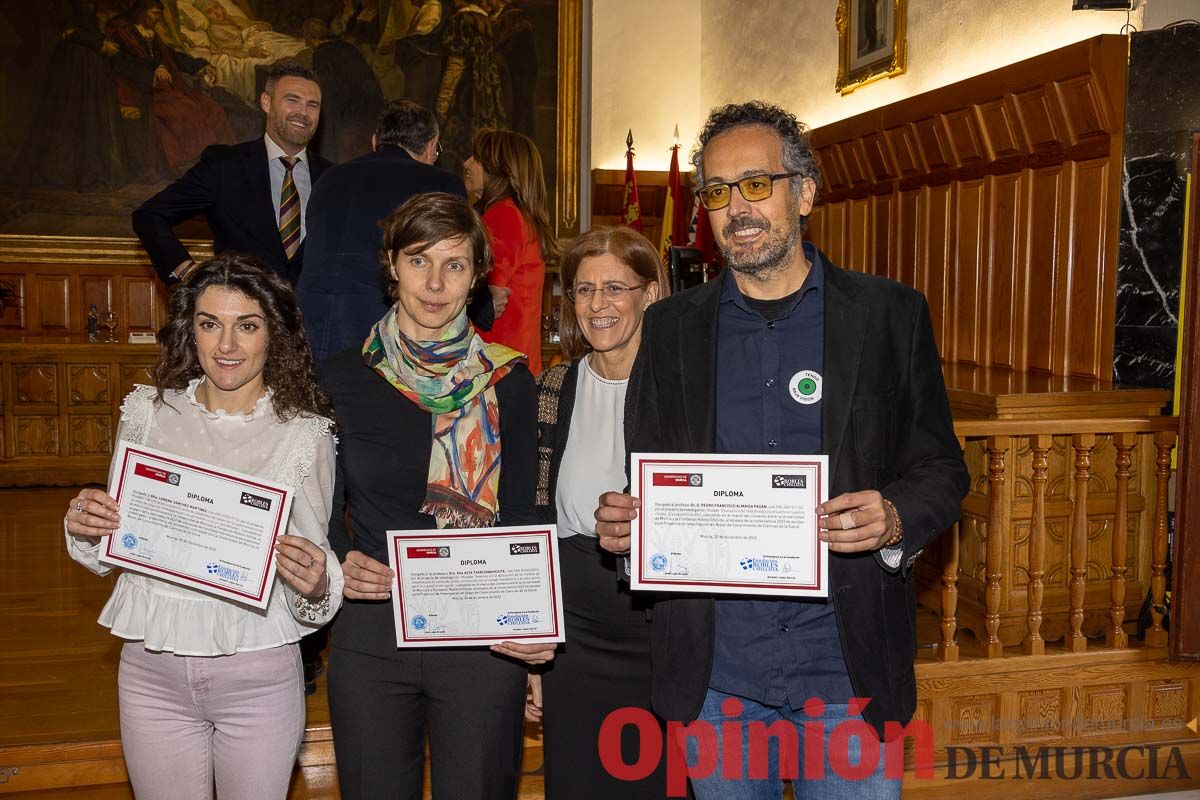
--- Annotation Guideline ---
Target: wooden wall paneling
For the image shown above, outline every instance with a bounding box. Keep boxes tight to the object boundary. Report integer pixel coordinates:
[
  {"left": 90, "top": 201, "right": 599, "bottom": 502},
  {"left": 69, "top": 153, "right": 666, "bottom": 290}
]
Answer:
[
  {"left": 1012, "top": 86, "right": 1068, "bottom": 161},
  {"left": 974, "top": 98, "right": 1024, "bottom": 162},
  {"left": 944, "top": 108, "right": 987, "bottom": 170},
  {"left": 1065, "top": 157, "right": 1115, "bottom": 378},
  {"left": 0, "top": 273, "right": 25, "bottom": 330},
  {"left": 922, "top": 184, "right": 954, "bottom": 356},
  {"left": 897, "top": 188, "right": 922, "bottom": 289},
  {"left": 824, "top": 201, "right": 848, "bottom": 267},
  {"left": 1055, "top": 75, "right": 1109, "bottom": 148},
  {"left": 860, "top": 131, "right": 897, "bottom": 182},
  {"left": 121, "top": 275, "right": 160, "bottom": 332},
  {"left": 36, "top": 275, "right": 70, "bottom": 332},
  {"left": 871, "top": 192, "right": 897, "bottom": 280},
  {"left": 912, "top": 116, "right": 956, "bottom": 174},
  {"left": 986, "top": 172, "right": 1026, "bottom": 371},
  {"left": 807, "top": 205, "right": 827, "bottom": 251},
  {"left": 1025, "top": 166, "right": 1065, "bottom": 374},
  {"left": 836, "top": 140, "right": 872, "bottom": 190},
  {"left": 847, "top": 197, "right": 871, "bottom": 272},
  {"left": 79, "top": 276, "right": 114, "bottom": 323},
  {"left": 815, "top": 145, "right": 850, "bottom": 194},
  {"left": 954, "top": 179, "right": 988, "bottom": 365},
  {"left": 884, "top": 125, "right": 923, "bottom": 179}
]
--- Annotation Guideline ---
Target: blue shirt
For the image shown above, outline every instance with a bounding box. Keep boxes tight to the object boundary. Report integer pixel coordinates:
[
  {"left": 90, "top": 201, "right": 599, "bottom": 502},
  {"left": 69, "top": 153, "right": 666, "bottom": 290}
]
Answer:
[{"left": 708, "top": 242, "right": 855, "bottom": 709}]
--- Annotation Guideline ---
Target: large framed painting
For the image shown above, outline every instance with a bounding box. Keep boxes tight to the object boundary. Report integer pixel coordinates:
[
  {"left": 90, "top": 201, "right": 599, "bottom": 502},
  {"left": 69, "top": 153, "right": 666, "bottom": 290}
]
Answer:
[
  {"left": 835, "top": 0, "right": 907, "bottom": 95},
  {"left": 0, "top": 0, "right": 582, "bottom": 263}
]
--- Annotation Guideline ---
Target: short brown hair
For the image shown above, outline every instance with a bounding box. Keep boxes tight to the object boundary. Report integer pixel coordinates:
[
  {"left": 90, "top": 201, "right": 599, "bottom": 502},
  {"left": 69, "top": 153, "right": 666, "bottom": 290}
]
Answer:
[
  {"left": 379, "top": 192, "right": 492, "bottom": 301},
  {"left": 558, "top": 226, "right": 668, "bottom": 359}
]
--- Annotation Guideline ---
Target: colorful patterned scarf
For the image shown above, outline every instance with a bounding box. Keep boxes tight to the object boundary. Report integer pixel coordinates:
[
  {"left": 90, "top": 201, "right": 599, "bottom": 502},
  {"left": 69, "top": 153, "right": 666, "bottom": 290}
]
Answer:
[{"left": 363, "top": 307, "right": 525, "bottom": 528}]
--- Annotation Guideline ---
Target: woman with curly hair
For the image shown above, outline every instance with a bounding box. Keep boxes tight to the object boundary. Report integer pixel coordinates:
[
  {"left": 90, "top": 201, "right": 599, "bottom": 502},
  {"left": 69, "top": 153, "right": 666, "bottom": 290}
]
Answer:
[
  {"left": 62, "top": 254, "right": 342, "bottom": 800},
  {"left": 321, "top": 192, "right": 552, "bottom": 799},
  {"left": 464, "top": 127, "right": 557, "bottom": 374}
]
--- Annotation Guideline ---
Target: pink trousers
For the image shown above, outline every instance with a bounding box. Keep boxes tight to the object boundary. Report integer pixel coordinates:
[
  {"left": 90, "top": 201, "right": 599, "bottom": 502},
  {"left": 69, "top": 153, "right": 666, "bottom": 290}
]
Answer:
[{"left": 118, "top": 641, "right": 304, "bottom": 800}]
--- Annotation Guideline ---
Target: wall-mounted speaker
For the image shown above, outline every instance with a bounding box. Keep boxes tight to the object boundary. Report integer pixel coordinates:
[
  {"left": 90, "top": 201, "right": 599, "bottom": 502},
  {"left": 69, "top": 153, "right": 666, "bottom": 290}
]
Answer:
[{"left": 1072, "top": 0, "right": 1133, "bottom": 8}]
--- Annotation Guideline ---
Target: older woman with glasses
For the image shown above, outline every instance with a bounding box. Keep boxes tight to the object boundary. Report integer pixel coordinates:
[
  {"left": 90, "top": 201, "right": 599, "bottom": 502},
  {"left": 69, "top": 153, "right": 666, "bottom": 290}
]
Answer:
[{"left": 530, "top": 226, "right": 668, "bottom": 799}]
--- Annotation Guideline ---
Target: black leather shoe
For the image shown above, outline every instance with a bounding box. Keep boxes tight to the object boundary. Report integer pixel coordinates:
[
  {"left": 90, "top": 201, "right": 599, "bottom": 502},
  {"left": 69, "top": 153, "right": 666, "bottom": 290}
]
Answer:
[{"left": 303, "top": 655, "right": 324, "bottom": 695}]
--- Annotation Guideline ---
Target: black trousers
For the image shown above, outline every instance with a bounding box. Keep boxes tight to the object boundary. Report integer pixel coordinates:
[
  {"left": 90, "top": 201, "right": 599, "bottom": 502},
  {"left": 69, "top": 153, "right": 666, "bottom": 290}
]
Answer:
[
  {"left": 541, "top": 534, "right": 668, "bottom": 799},
  {"left": 328, "top": 603, "right": 527, "bottom": 800}
]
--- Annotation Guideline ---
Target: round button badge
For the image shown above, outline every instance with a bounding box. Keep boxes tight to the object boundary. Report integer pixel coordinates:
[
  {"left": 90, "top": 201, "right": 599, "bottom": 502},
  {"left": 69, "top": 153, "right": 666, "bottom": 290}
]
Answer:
[{"left": 788, "top": 370, "right": 822, "bottom": 405}]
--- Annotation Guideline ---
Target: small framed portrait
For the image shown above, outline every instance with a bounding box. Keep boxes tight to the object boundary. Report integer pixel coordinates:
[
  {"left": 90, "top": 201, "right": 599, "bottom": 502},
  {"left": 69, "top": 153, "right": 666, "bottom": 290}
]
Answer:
[{"left": 836, "top": 0, "right": 908, "bottom": 94}]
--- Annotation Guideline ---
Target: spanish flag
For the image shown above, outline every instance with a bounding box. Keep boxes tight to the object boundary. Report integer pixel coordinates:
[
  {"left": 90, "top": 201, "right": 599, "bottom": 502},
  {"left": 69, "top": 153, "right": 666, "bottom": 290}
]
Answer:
[{"left": 658, "top": 126, "right": 687, "bottom": 263}]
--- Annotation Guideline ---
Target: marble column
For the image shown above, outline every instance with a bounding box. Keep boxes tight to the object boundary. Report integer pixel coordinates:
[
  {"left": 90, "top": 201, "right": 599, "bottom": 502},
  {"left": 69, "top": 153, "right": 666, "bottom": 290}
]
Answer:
[{"left": 1115, "top": 25, "right": 1200, "bottom": 391}]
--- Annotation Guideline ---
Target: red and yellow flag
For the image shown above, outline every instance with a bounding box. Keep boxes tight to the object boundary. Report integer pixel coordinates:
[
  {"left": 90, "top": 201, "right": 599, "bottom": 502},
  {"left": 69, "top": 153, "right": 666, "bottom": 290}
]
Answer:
[
  {"left": 658, "top": 127, "right": 688, "bottom": 263},
  {"left": 622, "top": 129, "right": 642, "bottom": 232}
]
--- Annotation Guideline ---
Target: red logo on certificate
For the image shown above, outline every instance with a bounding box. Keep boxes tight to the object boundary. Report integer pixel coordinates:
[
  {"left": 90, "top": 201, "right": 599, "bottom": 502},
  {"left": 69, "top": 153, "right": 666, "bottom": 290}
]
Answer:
[
  {"left": 407, "top": 546, "right": 450, "bottom": 559},
  {"left": 134, "top": 463, "right": 180, "bottom": 485},
  {"left": 653, "top": 472, "right": 702, "bottom": 487}
]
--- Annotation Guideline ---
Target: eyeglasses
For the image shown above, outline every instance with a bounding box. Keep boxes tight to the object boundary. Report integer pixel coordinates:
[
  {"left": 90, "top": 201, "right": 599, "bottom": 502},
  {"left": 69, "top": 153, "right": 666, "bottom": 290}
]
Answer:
[
  {"left": 567, "top": 283, "right": 646, "bottom": 304},
  {"left": 694, "top": 171, "right": 804, "bottom": 211}
]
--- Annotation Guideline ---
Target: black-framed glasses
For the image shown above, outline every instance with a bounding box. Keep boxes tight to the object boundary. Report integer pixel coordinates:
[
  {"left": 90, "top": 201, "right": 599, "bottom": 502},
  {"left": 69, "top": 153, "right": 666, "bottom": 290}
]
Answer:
[
  {"left": 695, "top": 171, "right": 804, "bottom": 211},
  {"left": 566, "top": 283, "right": 647, "bottom": 304}
]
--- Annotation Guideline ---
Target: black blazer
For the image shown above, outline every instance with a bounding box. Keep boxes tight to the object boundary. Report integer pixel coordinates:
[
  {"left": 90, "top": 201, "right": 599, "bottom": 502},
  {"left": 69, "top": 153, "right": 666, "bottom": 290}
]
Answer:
[
  {"left": 295, "top": 145, "right": 466, "bottom": 361},
  {"left": 533, "top": 359, "right": 580, "bottom": 522},
  {"left": 131, "top": 137, "right": 331, "bottom": 284},
  {"left": 625, "top": 254, "right": 969, "bottom": 738}
]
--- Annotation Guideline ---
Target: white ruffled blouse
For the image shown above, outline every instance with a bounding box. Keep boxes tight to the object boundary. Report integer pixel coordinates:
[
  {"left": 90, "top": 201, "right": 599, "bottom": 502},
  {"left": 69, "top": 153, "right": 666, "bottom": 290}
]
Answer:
[{"left": 65, "top": 379, "right": 344, "bottom": 656}]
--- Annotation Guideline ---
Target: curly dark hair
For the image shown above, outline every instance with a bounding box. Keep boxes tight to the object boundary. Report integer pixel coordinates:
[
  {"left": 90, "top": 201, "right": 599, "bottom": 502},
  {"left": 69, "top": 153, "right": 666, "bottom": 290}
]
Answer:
[
  {"left": 154, "top": 254, "right": 333, "bottom": 422},
  {"left": 690, "top": 101, "right": 822, "bottom": 202}
]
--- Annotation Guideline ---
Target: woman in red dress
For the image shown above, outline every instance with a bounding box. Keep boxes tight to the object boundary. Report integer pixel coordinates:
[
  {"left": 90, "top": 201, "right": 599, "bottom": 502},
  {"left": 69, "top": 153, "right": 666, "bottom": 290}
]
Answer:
[{"left": 463, "top": 128, "right": 558, "bottom": 374}]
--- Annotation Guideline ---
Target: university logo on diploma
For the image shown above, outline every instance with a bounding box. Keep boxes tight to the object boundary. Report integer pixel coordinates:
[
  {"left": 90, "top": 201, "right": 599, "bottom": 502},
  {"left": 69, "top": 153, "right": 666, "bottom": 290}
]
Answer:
[
  {"left": 630, "top": 452, "right": 830, "bottom": 598},
  {"left": 99, "top": 442, "right": 293, "bottom": 609}
]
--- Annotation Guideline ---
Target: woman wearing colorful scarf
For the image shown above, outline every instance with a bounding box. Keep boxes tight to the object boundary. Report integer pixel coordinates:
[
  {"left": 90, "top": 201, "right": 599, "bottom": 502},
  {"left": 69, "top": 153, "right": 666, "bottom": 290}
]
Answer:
[{"left": 321, "top": 192, "right": 551, "bottom": 800}]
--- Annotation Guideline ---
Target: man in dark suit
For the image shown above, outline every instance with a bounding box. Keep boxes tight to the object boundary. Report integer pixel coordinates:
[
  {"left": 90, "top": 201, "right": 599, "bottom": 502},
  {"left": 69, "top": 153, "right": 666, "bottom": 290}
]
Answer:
[
  {"left": 132, "top": 63, "right": 329, "bottom": 285},
  {"left": 595, "top": 101, "right": 969, "bottom": 798},
  {"left": 296, "top": 100, "right": 466, "bottom": 362}
]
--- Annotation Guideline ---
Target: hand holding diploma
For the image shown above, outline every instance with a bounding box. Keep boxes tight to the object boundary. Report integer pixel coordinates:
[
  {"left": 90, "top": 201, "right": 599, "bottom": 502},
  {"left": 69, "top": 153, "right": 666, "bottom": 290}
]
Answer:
[
  {"left": 342, "top": 550, "right": 394, "bottom": 600},
  {"left": 595, "top": 491, "right": 639, "bottom": 555},
  {"left": 817, "top": 489, "right": 896, "bottom": 553},
  {"left": 275, "top": 534, "right": 329, "bottom": 599},
  {"left": 65, "top": 488, "right": 121, "bottom": 542}
]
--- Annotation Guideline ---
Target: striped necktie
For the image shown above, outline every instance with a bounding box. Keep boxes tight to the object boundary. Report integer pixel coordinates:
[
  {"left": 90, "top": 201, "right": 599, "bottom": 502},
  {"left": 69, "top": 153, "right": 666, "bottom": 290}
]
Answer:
[{"left": 278, "top": 156, "right": 301, "bottom": 260}]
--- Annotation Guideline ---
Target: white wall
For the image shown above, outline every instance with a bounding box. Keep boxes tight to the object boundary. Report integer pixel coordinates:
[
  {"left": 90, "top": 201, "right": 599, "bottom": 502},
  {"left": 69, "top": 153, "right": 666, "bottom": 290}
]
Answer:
[
  {"left": 589, "top": 0, "right": 1143, "bottom": 170},
  {"left": 590, "top": 0, "right": 702, "bottom": 170}
]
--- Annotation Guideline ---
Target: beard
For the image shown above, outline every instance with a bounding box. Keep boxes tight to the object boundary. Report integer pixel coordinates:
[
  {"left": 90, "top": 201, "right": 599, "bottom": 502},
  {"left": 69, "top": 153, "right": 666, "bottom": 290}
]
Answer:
[
  {"left": 717, "top": 212, "right": 804, "bottom": 280},
  {"left": 271, "top": 113, "right": 315, "bottom": 149}
]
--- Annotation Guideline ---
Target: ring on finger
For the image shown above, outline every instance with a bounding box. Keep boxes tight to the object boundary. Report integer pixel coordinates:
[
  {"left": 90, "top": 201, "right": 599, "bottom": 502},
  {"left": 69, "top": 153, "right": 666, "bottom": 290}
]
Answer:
[
  {"left": 839, "top": 511, "right": 856, "bottom": 530},
  {"left": 307, "top": 556, "right": 315, "bottom": 569},
  {"left": 75, "top": 501, "right": 84, "bottom": 513}
]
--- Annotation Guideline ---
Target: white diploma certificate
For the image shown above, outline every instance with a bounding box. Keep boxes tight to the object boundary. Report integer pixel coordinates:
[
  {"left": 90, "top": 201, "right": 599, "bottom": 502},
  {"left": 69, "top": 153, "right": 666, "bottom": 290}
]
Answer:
[
  {"left": 630, "top": 452, "right": 829, "bottom": 597},
  {"left": 387, "top": 525, "right": 565, "bottom": 648},
  {"left": 99, "top": 442, "right": 293, "bottom": 610}
]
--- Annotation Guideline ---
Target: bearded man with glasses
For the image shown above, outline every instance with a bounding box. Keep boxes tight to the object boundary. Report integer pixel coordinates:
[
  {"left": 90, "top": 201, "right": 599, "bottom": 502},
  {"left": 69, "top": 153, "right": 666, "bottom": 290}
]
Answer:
[{"left": 594, "top": 100, "right": 969, "bottom": 799}]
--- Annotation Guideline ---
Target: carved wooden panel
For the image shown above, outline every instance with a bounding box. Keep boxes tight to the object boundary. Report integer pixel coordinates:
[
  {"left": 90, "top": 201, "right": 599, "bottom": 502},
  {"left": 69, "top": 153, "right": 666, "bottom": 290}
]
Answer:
[
  {"left": 913, "top": 117, "right": 955, "bottom": 172},
  {"left": 975, "top": 98, "right": 1022, "bottom": 161},
  {"left": 897, "top": 189, "right": 921, "bottom": 289},
  {"left": 68, "top": 414, "right": 112, "bottom": 456},
  {"left": 1017, "top": 689, "right": 1065, "bottom": 740},
  {"left": 861, "top": 131, "right": 895, "bottom": 181},
  {"left": 1056, "top": 75, "right": 1108, "bottom": 146},
  {"left": 14, "top": 415, "right": 58, "bottom": 456},
  {"left": 14, "top": 364, "right": 57, "bottom": 405},
  {"left": 945, "top": 108, "right": 986, "bottom": 167},
  {"left": 1012, "top": 87, "right": 1064, "bottom": 156},
  {"left": 1025, "top": 166, "right": 1064, "bottom": 374},
  {"left": 885, "top": 125, "right": 923, "bottom": 178},
  {"left": 987, "top": 173, "right": 1025, "bottom": 370},
  {"left": 950, "top": 694, "right": 999, "bottom": 745},
  {"left": 68, "top": 364, "right": 110, "bottom": 404},
  {"left": 872, "top": 193, "right": 896, "bottom": 281},
  {"left": 1146, "top": 680, "right": 1188, "bottom": 728},
  {"left": 1077, "top": 684, "right": 1128, "bottom": 735},
  {"left": 1066, "top": 158, "right": 1112, "bottom": 377},
  {"left": 837, "top": 140, "right": 871, "bottom": 188},
  {"left": 847, "top": 198, "right": 870, "bottom": 272},
  {"left": 815, "top": 145, "right": 849, "bottom": 193},
  {"left": 36, "top": 275, "right": 70, "bottom": 332},
  {"left": 922, "top": 184, "right": 953, "bottom": 353}
]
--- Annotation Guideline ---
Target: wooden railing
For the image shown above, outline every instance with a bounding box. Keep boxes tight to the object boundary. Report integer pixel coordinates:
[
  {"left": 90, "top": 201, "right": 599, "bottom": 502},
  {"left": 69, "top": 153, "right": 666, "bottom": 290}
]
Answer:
[{"left": 937, "top": 416, "right": 1178, "bottom": 662}]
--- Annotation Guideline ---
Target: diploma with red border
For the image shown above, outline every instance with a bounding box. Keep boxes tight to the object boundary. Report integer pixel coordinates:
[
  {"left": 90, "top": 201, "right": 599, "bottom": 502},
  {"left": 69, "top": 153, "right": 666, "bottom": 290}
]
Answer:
[
  {"left": 387, "top": 526, "right": 566, "bottom": 648},
  {"left": 630, "top": 453, "right": 829, "bottom": 597},
  {"left": 99, "top": 441, "right": 292, "bottom": 610}
]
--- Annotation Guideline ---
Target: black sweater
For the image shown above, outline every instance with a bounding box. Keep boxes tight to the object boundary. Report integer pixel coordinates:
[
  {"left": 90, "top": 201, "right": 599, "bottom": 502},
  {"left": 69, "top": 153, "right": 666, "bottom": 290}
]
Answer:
[{"left": 320, "top": 348, "right": 538, "bottom": 655}]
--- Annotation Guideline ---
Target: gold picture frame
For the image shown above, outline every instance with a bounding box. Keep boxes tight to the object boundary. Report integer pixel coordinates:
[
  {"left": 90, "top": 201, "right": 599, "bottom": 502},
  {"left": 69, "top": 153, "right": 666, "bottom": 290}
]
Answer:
[
  {"left": 836, "top": 0, "right": 908, "bottom": 95},
  {"left": 0, "top": 0, "right": 584, "bottom": 263}
]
